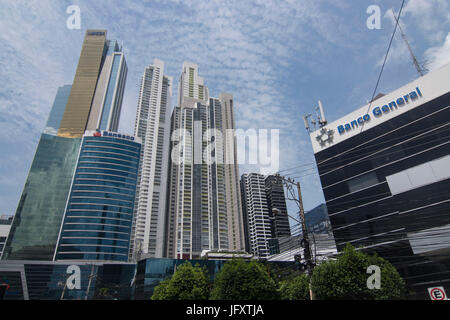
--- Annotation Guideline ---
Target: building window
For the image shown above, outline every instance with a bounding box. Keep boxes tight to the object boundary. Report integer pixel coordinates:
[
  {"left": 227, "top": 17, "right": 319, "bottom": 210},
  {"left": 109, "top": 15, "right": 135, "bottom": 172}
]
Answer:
[{"left": 347, "top": 172, "right": 379, "bottom": 193}]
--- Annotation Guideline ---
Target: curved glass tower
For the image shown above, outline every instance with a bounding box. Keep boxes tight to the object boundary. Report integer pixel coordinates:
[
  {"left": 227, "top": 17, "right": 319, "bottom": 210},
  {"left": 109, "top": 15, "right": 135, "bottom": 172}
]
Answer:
[{"left": 54, "top": 131, "right": 141, "bottom": 262}]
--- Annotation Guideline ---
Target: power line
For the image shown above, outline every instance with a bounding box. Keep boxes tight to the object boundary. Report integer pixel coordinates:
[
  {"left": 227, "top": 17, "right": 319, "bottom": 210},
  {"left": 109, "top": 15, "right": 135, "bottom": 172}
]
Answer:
[{"left": 359, "top": 0, "right": 406, "bottom": 134}]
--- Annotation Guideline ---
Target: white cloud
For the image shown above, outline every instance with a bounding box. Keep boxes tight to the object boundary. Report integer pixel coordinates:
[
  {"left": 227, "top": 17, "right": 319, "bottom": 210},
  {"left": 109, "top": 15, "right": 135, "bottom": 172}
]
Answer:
[
  {"left": 2, "top": 0, "right": 446, "bottom": 215},
  {"left": 402, "top": 0, "right": 450, "bottom": 43},
  {"left": 425, "top": 32, "right": 450, "bottom": 71}
]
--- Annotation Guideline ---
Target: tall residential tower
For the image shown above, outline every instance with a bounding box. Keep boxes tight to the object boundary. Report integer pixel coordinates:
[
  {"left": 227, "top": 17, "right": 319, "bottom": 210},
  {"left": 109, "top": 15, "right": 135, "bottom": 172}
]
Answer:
[
  {"left": 165, "top": 63, "right": 244, "bottom": 259},
  {"left": 130, "top": 59, "right": 172, "bottom": 260},
  {"left": 240, "top": 173, "right": 291, "bottom": 258}
]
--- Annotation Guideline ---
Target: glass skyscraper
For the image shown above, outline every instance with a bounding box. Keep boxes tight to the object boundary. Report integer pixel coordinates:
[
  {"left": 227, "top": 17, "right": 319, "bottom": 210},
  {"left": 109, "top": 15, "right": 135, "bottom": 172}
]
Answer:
[
  {"left": 3, "top": 30, "right": 131, "bottom": 262},
  {"left": 54, "top": 131, "right": 141, "bottom": 262},
  {"left": 85, "top": 40, "right": 127, "bottom": 133},
  {"left": 43, "top": 85, "right": 72, "bottom": 135},
  {"left": 2, "top": 134, "right": 81, "bottom": 260}
]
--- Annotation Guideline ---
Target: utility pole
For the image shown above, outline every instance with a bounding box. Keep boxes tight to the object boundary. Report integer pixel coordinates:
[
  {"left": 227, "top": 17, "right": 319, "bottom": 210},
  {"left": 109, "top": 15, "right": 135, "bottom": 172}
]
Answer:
[
  {"left": 296, "top": 181, "right": 315, "bottom": 300},
  {"left": 274, "top": 174, "right": 315, "bottom": 299}
]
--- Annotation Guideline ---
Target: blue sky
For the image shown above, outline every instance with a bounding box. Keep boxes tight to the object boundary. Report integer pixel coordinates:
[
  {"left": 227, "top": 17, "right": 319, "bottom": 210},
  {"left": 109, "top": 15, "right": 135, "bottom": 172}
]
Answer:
[{"left": 0, "top": 0, "right": 449, "bottom": 220}]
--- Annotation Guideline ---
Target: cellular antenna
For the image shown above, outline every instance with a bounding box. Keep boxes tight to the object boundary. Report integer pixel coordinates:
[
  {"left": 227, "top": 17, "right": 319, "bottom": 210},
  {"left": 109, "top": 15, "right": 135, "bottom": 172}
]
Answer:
[
  {"left": 303, "top": 115, "right": 310, "bottom": 132},
  {"left": 318, "top": 100, "right": 327, "bottom": 127}
]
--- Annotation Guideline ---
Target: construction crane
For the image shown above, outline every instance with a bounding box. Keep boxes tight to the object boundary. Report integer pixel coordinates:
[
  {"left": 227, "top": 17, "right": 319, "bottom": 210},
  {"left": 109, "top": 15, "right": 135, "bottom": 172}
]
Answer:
[{"left": 391, "top": 9, "right": 427, "bottom": 77}]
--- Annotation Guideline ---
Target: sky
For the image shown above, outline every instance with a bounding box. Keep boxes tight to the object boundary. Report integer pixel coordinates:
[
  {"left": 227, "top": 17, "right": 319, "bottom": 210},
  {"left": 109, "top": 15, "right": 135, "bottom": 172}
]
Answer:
[{"left": 0, "top": 0, "right": 449, "bottom": 222}]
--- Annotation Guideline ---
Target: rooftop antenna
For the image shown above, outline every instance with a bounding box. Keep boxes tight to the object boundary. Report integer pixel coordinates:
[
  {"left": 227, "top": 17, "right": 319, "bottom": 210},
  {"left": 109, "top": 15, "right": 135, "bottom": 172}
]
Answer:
[
  {"left": 391, "top": 9, "right": 427, "bottom": 77},
  {"left": 317, "top": 100, "right": 327, "bottom": 127},
  {"left": 303, "top": 115, "right": 311, "bottom": 132},
  {"left": 303, "top": 100, "right": 327, "bottom": 133}
]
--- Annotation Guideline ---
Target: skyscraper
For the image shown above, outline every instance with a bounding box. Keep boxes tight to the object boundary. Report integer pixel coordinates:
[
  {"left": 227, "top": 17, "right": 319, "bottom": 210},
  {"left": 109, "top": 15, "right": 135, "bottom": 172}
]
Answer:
[
  {"left": 178, "top": 62, "right": 209, "bottom": 108},
  {"left": 43, "top": 85, "right": 72, "bottom": 135},
  {"left": 265, "top": 175, "right": 291, "bottom": 238},
  {"left": 3, "top": 30, "right": 131, "bottom": 261},
  {"left": 165, "top": 63, "right": 244, "bottom": 259},
  {"left": 3, "top": 117, "right": 82, "bottom": 261},
  {"left": 86, "top": 40, "right": 127, "bottom": 132},
  {"left": 241, "top": 173, "right": 272, "bottom": 257},
  {"left": 130, "top": 59, "right": 172, "bottom": 259},
  {"left": 240, "top": 173, "right": 291, "bottom": 258},
  {"left": 54, "top": 131, "right": 141, "bottom": 262},
  {"left": 58, "top": 30, "right": 108, "bottom": 138}
]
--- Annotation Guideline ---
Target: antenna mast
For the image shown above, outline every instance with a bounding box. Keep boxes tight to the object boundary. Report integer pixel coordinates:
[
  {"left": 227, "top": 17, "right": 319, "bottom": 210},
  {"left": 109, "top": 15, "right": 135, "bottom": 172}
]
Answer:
[{"left": 391, "top": 9, "right": 427, "bottom": 77}]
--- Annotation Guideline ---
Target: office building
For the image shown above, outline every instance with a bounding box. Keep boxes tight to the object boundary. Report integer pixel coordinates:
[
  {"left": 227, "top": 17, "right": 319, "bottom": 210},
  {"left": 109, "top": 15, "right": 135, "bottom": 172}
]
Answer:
[
  {"left": 3, "top": 30, "right": 130, "bottom": 261},
  {"left": 304, "top": 203, "right": 333, "bottom": 235},
  {"left": 54, "top": 131, "right": 141, "bottom": 262},
  {"left": 43, "top": 85, "right": 72, "bottom": 135},
  {"left": 165, "top": 63, "right": 244, "bottom": 259},
  {"left": 85, "top": 40, "right": 127, "bottom": 132},
  {"left": 130, "top": 59, "right": 172, "bottom": 260},
  {"left": 240, "top": 173, "right": 291, "bottom": 258},
  {"left": 2, "top": 133, "right": 82, "bottom": 260},
  {"left": 0, "top": 256, "right": 296, "bottom": 300},
  {"left": 58, "top": 30, "right": 127, "bottom": 138},
  {"left": 308, "top": 62, "right": 450, "bottom": 298}
]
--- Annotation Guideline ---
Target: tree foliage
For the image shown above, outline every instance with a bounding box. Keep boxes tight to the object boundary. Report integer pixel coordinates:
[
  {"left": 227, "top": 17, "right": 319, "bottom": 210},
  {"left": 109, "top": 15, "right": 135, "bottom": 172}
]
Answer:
[
  {"left": 210, "top": 259, "right": 279, "bottom": 300},
  {"left": 311, "top": 243, "right": 405, "bottom": 300},
  {"left": 151, "top": 261, "right": 211, "bottom": 300},
  {"left": 278, "top": 274, "right": 310, "bottom": 300}
]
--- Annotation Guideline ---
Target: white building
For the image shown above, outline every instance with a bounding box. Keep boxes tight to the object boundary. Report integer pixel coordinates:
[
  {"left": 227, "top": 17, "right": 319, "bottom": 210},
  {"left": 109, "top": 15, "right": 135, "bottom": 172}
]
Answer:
[
  {"left": 130, "top": 59, "right": 172, "bottom": 259},
  {"left": 165, "top": 62, "right": 244, "bottom": 259},
  {"left": 240, "top": 173, "right": 273, "bottom": 258}
]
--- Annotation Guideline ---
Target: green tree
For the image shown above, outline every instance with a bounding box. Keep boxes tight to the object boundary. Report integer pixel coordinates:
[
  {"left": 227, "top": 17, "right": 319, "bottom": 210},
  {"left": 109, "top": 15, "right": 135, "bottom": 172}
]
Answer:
[
  {"left": 210, "top": 259, "right": 279, "bottom": 300},
  {"left": 151, "top": 262, "right": 211, "bottom": 300},
  {"left": 311, "top": 243, "right": 405, "bottom": 300},
  {"left": 279, "top": 274, "right": 310, "bottom": 300}
]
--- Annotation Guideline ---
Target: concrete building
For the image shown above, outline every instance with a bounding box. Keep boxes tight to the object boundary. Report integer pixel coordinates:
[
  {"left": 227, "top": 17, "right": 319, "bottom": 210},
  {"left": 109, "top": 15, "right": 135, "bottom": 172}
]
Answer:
[
  {"left": 241, "top": 173, "right": 291, "bottom": 258},
  {"left": 130, "top": 59, "right": 172, "bottom": 260},
  {"left": 165, "top": 63, "right": 244, "bottom": 259}
]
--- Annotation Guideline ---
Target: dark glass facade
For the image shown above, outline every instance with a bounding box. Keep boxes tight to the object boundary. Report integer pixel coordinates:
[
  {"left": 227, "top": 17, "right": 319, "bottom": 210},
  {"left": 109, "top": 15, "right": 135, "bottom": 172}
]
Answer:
[
  {"left": 304, "top": 203, "right": 333, "bottom": 234},
  {"left": 265, "top": 175, "right": 291, "bottom": 238},
  {"left": 55, "top": 133, "right": 140, "bottom": 262},
  {"left": 134, "top": 258, "right": 297, "bottom": 299},
  {"left": 0, "top": 261, "right": 135, "bottom": 300},
  {"left": 0, "top": 258, "right": 296, "bottom": 300},
  {"left": 314, "top": 91, "right": 450, "bottom": 299},
  {"left": 2, "top": 134, "right": 81, "bottom": 261}
]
